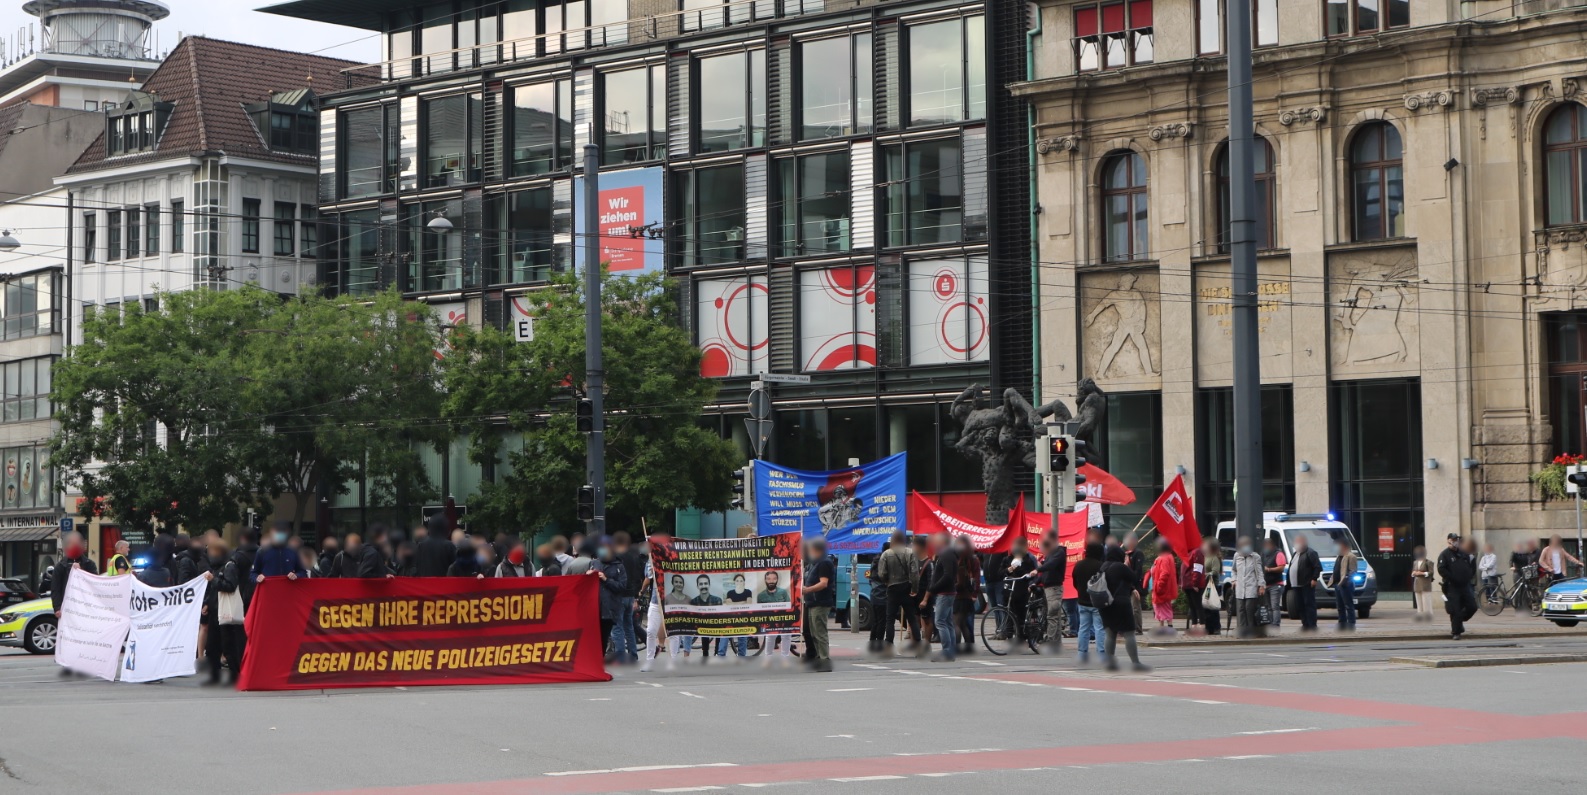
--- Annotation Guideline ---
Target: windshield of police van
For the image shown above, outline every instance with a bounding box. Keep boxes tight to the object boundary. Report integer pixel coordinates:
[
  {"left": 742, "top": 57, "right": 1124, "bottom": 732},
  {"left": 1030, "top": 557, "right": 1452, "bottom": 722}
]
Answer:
[{"left": 1283, "top": 525, "right": 1359, "bottom": 556}]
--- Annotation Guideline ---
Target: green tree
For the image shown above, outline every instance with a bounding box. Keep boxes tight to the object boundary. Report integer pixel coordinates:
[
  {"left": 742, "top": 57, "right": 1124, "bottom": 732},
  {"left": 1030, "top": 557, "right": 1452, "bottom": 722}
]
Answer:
[
  {"left": 442, "top": 270, "right": 738, "bottom": 534},
  {"left": 50, "top": 289, "right": 275, "bottom": 532}
]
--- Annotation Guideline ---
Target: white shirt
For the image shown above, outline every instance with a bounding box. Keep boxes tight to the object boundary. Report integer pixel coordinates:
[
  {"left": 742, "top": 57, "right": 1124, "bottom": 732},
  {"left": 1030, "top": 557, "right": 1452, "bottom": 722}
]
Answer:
[{"left": 1478, "top": 553, "right": 1497, "bottom": 578}]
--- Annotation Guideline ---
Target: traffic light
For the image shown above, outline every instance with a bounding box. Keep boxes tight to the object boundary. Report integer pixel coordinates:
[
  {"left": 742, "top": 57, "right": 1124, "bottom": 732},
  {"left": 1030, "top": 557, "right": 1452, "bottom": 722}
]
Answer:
[
  {"left": 1048, "top": 435, "right": 1071, "bottom": 473},
  {"left": 1072, "top": 438, "right": 1090, "bottom": 501},
  {"left": 1569, "top": 469, "right": 1587, "bottom": 496},
  {"left": 576, "top": 484, "right": 595, "bottom": 522},
  {"left": 730, "top": 465, "right": 755, "bottom": 512},
  {"left": 576, "top": 399, "right": 594, "bottom": 433}
]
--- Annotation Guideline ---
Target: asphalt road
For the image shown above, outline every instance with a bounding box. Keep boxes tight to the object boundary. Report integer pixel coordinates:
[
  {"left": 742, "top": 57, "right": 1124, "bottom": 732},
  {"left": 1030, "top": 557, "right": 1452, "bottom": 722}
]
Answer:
[{"left": 2, "top": 628, "right": 1586, "bottom": 794}]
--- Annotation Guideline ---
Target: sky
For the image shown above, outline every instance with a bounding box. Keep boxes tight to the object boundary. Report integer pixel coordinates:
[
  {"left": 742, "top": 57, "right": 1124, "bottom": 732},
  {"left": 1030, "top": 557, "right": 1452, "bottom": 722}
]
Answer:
[{"left": 2, "top": 0, "right": 380, "bottom": 64}]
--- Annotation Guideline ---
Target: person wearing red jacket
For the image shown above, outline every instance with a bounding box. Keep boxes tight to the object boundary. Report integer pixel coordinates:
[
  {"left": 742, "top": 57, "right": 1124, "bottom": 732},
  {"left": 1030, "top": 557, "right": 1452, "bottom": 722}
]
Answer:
[{"left": 1148, "top": 541, "right": 1180, "bottom": 631}]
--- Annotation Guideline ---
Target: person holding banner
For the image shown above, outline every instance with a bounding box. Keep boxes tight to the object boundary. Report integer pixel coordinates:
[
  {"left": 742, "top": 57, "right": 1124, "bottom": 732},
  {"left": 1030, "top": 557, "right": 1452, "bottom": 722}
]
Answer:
[
  {"left": 50, "top": 532, "right": 98, "bottom": 618},
  {"left": 640, "top": 541, "right": 681, "bottom": 673},
  {"left": 202, "top": 540, "right": 243, "bottom": 686}
]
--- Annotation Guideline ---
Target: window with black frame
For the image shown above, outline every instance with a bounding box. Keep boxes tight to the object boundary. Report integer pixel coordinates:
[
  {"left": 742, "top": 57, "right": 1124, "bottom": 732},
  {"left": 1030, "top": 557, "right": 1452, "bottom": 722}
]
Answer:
[
  {"left": 1326, "top": 0, "right": 1409, "bottom": 37},
  {"left": 408, "top": 199, "right": 465, "bottom": 292},
  {"left": 1544, "top": 104, "right": 1587, "bottom": 228},
  {"left": 1350, "top": 122, "right": 1404, "bottom": 241},
  {"left": 1330, "top": 378, "right": 1422, "bottom": 588},
  {"left": 83, "top": 213, "right": 97, "bottom": 263},
  {"left": 143, "top": 204, "right": 159, "bottom": 257},
  {"left": 0, "top": 273, "right": 57, "bottom": 341},
  {"left": 125, "top": 207, "right": 140, "bottom": 260},
  {"left": 882, "top": 137, "right": 963, "bottom": 247},
  {"left": 241, "top": 199, "right": 261, "bottom": 254},
  {"left": 1547, "top": 312, "right": 1587, "bottom": 457},
  {"left": 696, "top": 49, "right": 765, "bottom": 154},
  {"left": 511, "top": 79, "right": 574, "bottom": 176},
  {"left": 490, "top": 188, "right": 556, "bottom": 285},
  {"left": 169, "top": 201, "right": 183, "bottom": 253},
  {"left": 342, "top": 105, "right": 396, "bottom": 198},
  {"left": 1101, "top": 151, "right": 1148, "bottom": 262},
  {"left": 107, "top": 210, "right": 121, "bottom": 261},
  {"left": 601, "top": 65, "right": 666, "bottom": 166},
  {"left": 775, "top": 150, "right": 850, "bottom": 257},
  {"left": 1194, "top": 385, "right": 1295, "bottom": 532},
  {"left": 424, "top": 94, "right": 484, "bottom": 188},
  {"left": 674, "top": 164, "right": 747, "bottom": 267},
  {"left": 274, "top": 202, "right": 296, "bottom": 257},
  {"left": 906, "top": 15, "right": 985, "bottom": 126},
  {"left": 797, "top": 32, "right": 872, "bottom": 140}
]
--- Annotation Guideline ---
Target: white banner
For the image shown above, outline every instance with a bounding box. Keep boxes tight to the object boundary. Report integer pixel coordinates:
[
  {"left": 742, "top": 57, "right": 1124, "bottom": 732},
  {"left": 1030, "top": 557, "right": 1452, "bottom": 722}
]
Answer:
[
  {"left": 122, "top": 577, "right": 208, "bottom": 683},
  {"left": 55, "top": 570, "right": 133, "bottom": 681}
]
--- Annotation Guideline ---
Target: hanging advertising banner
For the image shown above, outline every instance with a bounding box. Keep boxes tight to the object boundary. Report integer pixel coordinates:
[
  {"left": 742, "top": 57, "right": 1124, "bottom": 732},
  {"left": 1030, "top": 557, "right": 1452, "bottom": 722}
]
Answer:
[
  {"left": 573, "top": 166, "right": 664, "bottom": 276},
  {"left": 1019, "top": 510, "right": 1090, "bottom": 599},
  {"left": 648, "top": 533, "right": 804, "bottom": 638},
  {"left": 55, "top": 570, "right": 133, "bottom": 682},
  {"left": 909, "top": 493, "right": 1024, "bottom": 554},
  {"left": 122, "top": 577, "right": 208, "bottom": 683},
  {"left": 754, "top": 453, "right": 907, "bottom": 554},
  {"left": 236, "top": 575, "right": 610, "bottom": 691},
  {"left": 509, "top": 294, "right": 538, "bottom": 342}
]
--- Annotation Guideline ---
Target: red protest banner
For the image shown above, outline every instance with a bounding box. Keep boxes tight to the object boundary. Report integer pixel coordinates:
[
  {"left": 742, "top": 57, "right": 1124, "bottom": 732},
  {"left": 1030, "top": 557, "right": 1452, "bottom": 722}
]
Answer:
[
  {"left": 237, "top": 575, "right": 610, "bottom": 691},
  {"left": 1075, "top": 464, "right": 1137, "bottom": 506},
  {"left": 909, "top": 492, "right": 1024, "bottom": 554},
  {"left": 1019, "top": 509, "right": 1090, "bottom": 598}
]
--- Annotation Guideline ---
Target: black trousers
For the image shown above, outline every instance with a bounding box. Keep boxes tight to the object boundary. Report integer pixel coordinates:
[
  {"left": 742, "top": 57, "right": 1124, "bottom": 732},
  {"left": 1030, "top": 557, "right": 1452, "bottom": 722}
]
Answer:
[
  {"left": 1447, "top": 585, "right": 1477, "bottom": 635},
  {"left": 205, "top": 623, "right": 245, "bottom": 680},
  {"left": 886, "top": 584, "right": 921, "bottom": 643},
  {"left": 868, "top": 586, "right": 891, "bottom": 644},
  {"left": 1183, "top": 589, "right": 1205, "bottom": 626}
]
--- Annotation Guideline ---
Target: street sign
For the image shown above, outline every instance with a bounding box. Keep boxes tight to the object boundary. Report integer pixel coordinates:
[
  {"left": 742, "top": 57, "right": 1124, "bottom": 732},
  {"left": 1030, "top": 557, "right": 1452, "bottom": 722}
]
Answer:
[
  {"left": 756, "top": 373, "right": 811, "bottom": 384},
  {"left": 744, "top": 417, "right": 773, "bottom": 458},
  {"left": 747, "top": 388, "right": 771, "bottom": 420},
  {"left": 59, "top": 516, "right": 72, "bottom": 536}
]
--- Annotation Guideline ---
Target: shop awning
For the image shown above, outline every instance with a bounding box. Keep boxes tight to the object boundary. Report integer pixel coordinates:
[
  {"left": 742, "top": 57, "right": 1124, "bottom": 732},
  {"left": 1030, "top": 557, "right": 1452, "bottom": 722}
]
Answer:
[{"left": 0, "top": 525, "right": 57, "bottom": 543}]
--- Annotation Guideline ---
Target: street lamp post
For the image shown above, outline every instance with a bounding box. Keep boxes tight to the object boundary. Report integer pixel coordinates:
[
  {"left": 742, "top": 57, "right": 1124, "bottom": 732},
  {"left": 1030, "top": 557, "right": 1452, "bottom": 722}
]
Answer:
[{"left": 582, "top": 142, "right": 607, "bottom": 540}]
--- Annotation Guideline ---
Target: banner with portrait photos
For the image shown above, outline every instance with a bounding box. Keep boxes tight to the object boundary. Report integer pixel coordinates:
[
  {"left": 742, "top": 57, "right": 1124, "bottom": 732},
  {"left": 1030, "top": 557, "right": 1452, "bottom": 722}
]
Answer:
[{"left": 648, "top": 533, "right": 804, "bottom": 638}]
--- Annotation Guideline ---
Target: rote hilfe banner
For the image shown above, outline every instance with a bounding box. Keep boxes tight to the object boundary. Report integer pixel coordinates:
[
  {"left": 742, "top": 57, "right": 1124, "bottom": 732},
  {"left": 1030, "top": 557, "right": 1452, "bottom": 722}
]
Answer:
[
  {"left": 55, "top": 570, "right": 133, "bottom": 681},
  {"left": 649, "top": 533, "right": 804, "bottom": 638},
  {"left": 236, "top": 575, "right": 611, "bottom": 691},
  {"left": 1021, "top": 510, "right": 1090, "bottom": 599},
  {"left": 121, "top": 576, "right": 208, "bottom": 683},
  {"left": 754, "top": 452, "right": 907, "bottom": 554},
  {"left": 909, "top": 492, "right": 1024, "bottom": 554}
]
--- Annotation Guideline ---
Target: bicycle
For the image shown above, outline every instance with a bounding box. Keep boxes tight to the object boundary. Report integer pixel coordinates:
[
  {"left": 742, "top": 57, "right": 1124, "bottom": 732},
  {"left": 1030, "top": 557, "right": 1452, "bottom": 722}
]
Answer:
[
  {"left": 979, "top": 573, "right": 1052, "bottom": 656},
  {"left": 1479, "top": 564, "right": 1544, "bottom": 617}
]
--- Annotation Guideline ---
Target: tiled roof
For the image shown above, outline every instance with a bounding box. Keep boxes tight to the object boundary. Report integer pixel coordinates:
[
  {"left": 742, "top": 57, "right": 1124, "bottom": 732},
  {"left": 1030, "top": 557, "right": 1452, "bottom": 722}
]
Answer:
[
  {"left": 67, "top": 36, "right": 379, "bottom": 176},
  {"left": 0, "top": 102, "right": 29, "bottom": 162}
]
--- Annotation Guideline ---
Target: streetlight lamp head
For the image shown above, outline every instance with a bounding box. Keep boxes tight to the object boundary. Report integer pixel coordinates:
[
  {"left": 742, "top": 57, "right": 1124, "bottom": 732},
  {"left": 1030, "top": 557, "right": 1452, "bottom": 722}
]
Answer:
[
  {"left": 426, "top": 214, "right": 454, "bottom": 233},
  {"left": 0, "top": 230, "right": 19, "bottom": 251}
]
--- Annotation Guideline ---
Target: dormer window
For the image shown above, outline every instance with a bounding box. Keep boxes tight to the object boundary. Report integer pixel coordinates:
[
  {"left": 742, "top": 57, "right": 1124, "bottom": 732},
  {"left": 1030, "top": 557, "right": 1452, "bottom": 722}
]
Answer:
[
  {"left": 249, "top": 89, "right": 319, "bottom": 155},
  {"left": 106, "top": 92, "right": 172, "bottom": 157}
]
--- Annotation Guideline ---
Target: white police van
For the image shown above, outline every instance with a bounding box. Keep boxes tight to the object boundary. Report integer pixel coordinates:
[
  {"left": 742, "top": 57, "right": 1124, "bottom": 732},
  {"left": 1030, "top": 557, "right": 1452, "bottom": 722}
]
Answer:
[{"left": 1217, "top": 512, "right": 1378, "bottom": 619}]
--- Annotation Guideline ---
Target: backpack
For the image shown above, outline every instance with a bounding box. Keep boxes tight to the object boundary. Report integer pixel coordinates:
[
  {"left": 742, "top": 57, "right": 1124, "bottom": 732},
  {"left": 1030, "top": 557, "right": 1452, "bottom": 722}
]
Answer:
[{"left": 1087, "top": 566, "right": 1114, "bottom": 608}]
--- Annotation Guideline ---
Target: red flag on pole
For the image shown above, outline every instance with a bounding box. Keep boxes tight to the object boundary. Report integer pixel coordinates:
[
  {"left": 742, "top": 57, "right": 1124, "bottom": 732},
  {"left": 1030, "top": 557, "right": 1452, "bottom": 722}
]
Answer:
[
  {"left": 1075, "top": 464, "right": 1136, "bottom": 506},
  {"left": 1146, "top": 474, "right": 1200, "bottom": 562},
  {"left": 909, "top": 492, "right": 1023, "bottom": 554}
]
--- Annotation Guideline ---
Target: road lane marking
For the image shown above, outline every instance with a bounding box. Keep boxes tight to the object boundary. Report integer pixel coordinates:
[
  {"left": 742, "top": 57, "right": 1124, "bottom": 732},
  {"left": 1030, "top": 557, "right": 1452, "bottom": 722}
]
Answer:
[
  {"left": 826, "top": 734, "right": 855, "bottom": 739},
  {"left": 1191, "top": 700, "right": 1228, "bottom": 705},
  {"left": 652, "top": 787, "right": 726, "bottom": 792},
  {"left": 680, "top": 692, "right": 706, "bottom": 699},
  {"left": 547, "top": 763, "right": 737, "bottom": 777},
  {"left": 1222, "top": 755, "right": 1276, "bottom": 760},
  {"left": 972, "top": 660, "right": 1006, "bottom": 666},
  {"left": 827, "top": 688, "right": 873, "bottom": 692},
  {"left": 1236, "top": 728, "right": 1318, "bottom": 736},
  {"left": 830, "top": 776, "right": 906, "bottom": 782}
]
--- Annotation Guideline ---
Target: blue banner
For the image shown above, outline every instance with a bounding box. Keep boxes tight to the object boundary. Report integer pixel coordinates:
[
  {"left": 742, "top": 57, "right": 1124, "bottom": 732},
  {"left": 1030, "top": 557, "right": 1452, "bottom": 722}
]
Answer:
[{"left": 754, "top": 453, "right": 906, "bottom": 555}]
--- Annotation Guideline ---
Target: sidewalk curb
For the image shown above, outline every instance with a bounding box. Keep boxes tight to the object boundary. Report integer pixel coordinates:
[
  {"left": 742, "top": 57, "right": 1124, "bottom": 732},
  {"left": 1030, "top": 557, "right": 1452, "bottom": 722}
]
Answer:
[
  {"left": 1140, "top": 630, "right": 1570, "bottom": 648},
  {"left": 1389, "top": 653, "right": 1587, "bottom": 668}
]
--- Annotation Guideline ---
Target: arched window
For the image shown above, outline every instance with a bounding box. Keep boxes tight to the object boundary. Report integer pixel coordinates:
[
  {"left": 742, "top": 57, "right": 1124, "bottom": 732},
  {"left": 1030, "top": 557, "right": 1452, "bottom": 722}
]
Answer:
[
  {"left": 1102, "top": 151, "right": 1148, "bottom": 261},
  {"left": 1217, "top": 137, "right": 1276, "bottom": 252},
  {"left": 1544, "top": 104, "right": 1587, "bottom": 227},
  {"left": 1350, "top": 122, "right": 1404, "bottom": 241}
]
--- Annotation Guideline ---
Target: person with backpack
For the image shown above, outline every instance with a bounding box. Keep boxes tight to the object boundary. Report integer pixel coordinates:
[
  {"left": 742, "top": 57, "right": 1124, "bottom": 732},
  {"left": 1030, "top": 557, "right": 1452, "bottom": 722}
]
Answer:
[
  {"left": 1094, "top": 546, "right": 1148, "bottom": 672},
  {"left": 1148, "top": 541, "right": 1180, "bottom": 632},
  {"left": 1072, "top": 541, "right": 1106, "bottom": 663},
  {"left": 875, "top": 532, "right": 918, "bottom": 655}
]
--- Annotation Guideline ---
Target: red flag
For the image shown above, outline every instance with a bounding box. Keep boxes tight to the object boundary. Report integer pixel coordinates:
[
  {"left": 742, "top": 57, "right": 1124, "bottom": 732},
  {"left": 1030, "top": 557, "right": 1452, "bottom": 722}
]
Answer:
[
  {"left": 910, "top": 492, "right": 1023, "bottom": 554},
  {"left": 1076, "top": 464, "right": 1136, "bottom": 506},
  {"left": 1146, "top": 474, "right": 1200, "bottom": 562}
]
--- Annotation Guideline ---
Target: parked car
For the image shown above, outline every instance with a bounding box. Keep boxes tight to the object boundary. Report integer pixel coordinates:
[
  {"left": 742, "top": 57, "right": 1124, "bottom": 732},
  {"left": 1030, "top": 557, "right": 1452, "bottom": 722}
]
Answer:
[
  {"left": 0, "top": 597, "right": 57, "bottom": 654},
  {"left": 1540, "top": 577, "right": 1587, "bottom": 627},
  {"left": 0, "top": 577, "right": 38, "bottom": 609}
]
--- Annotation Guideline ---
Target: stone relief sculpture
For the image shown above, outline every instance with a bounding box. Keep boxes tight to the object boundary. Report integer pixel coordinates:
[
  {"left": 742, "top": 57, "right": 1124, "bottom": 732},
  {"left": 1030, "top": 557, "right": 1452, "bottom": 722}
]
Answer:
[
  {"left": 950, "top": 380, "right": 1107, "bottom": 524},
  {"left": 1085, "top": 272, "right": 1158, "bottom": 378},
  {"left": 1332, "top": 254, "right": 1418, "bottom": 366}
]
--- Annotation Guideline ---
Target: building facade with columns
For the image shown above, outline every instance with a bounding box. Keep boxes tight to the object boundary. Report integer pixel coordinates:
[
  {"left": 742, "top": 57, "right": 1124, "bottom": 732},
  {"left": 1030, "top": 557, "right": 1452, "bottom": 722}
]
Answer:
[{"left": 1016, "top": 0, "right": 1587, "bottom": 587}]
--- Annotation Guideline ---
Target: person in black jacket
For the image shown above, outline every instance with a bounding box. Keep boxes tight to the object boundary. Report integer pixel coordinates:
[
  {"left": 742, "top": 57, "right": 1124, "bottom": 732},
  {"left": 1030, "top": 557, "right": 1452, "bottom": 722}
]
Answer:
[
  {"left": 910, "top": 535, "right": 934, "bottom": 649},
  {"left": 137, "top": 536, "right": 174, "bottom": 588},
  {"left": 1001, "top": 537, "right": 1037, "bottom": 640},
  {"left": 924, "top": 533, "right": 959, "bottom": 662},
  {"left": 1122, "top": 532, "right": 1148, "bottom": 635},
  {"left": 447, "top": 541, "right": 484, "bottom": 578},
  {"left": 232, "top": 530, "right": 259, "bottom": 608},
  {"left": 317, "top": 537, "right": 340, "bottom": 578},
  {"left": 1071, "top": 541, "right": 1106, "bottom": 662},
  {"left": 49, "top": 532, "right": 98, "bottom": 614},
  {"left": 357, "top": 526, "right": 392, "bottom": 579},
  {"left": 333, "top": 533, "right": 362, "bottom": 578},
  {"left": 1098, "top": 546, "right": 1148, "bottom": 672},
  {"left": 1438, "top": 533, "right": 1478, "bottom": 640},
  {"left": 1287, "top": 535, "right": 1323, "bottom": 631},
  {"left": 200, "top": 539, "right": 242, "bottom": 686},
  {"left": 414, "top": 514, "right": 457, "bottom": 577},
  {"left": 1037, "top": 535, "right": 1068, "bottom": 648}
]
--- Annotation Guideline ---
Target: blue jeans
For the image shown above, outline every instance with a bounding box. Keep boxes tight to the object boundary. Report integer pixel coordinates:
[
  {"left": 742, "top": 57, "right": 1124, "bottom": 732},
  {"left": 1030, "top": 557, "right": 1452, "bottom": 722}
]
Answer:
[
  {"left": 933, "top": 594, "right": 957, "bottom": 659},
  {"left": 610, "top": 597, "right": 638, "bottom": 661},
  {"left": 1335, "top": 580, "right": 1357, "bottom": 626},
  {"left": 1076, "top": 605, "right": 1105, "bottom": 657},
  {"left": 714, "top": 637, "right": 747, "bottom": 656}
]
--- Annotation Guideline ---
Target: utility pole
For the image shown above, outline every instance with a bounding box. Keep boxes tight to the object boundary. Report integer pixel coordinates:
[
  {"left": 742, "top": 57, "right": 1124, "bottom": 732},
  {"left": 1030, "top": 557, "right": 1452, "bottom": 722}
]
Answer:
[
  {"left": 1227, "top": 0, "right": 1263, "bottom": 557},
  {"left": 582, "top": 142, "right": 607, "bottom": 539}
]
